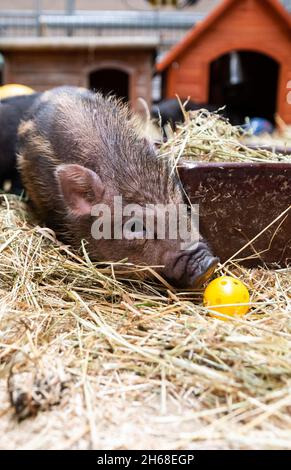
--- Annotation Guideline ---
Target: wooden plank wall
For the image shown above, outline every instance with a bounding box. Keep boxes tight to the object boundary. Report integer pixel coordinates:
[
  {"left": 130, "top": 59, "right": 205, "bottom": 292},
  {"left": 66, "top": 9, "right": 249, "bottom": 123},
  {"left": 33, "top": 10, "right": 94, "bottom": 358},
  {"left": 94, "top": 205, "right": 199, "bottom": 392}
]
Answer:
[{"left": 2, "top": 48, "right": 154, "bottom": 110}]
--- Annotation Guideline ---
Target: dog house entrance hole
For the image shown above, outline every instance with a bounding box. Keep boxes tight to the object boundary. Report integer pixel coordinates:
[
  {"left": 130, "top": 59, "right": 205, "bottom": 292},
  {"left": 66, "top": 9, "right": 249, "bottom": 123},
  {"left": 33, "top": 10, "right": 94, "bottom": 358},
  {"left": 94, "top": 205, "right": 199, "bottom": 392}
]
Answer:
[
  {"left": 89, "top": 68, "right": 129, "bottom": 102},
  {"left": 209, "top": 51, "right": 279, "bottom": 123}
]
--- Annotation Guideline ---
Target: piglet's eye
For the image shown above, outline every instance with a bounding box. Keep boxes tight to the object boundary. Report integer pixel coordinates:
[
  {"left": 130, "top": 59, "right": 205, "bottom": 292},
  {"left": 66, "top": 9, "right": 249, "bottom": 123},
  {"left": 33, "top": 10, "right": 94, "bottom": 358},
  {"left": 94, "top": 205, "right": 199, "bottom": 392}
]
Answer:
[
  {"left": 130, "top": 220, "right": 145, "bottom": 233},
  {"left": 123, "top": 218, "right": 146, "bottom": 240}
]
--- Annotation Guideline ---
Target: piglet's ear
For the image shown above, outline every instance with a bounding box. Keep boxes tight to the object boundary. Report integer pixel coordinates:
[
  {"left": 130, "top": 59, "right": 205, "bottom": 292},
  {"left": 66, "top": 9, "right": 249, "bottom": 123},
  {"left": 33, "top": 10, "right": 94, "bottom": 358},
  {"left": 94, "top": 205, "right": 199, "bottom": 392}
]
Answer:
[{"left": 55, "top": 164, "right": 104, "bottom": 217}]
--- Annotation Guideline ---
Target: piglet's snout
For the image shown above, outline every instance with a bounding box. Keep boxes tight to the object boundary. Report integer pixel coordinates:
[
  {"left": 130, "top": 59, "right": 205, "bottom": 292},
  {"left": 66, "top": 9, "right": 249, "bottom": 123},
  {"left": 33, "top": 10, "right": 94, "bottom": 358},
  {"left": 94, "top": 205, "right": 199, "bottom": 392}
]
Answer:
[
  {"left": 191, "top": 255, "right": 219, "bottom": 288},
  {"left": 186, "top": 241, "right": 219, "bottom": 287},
  {"left": 163, "top": 242, "right": 219, "bottom": 288}
]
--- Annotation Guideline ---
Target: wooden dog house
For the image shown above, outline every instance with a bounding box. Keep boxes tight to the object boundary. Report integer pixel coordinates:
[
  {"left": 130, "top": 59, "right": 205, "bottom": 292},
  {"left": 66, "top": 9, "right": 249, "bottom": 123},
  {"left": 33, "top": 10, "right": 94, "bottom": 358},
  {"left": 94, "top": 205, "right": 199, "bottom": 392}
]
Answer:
[
  {"left": 157, "top": 0, "right": 291, "bottom": 123},
  {"left": 0, "top": 37, "right": 158, "bottom": 111}
]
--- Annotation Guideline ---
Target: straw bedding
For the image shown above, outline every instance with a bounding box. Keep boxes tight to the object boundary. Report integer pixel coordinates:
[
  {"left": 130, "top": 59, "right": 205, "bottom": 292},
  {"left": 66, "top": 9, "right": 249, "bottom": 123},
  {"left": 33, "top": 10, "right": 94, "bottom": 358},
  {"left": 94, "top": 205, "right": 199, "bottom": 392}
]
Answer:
[
  {"left": 0, "top": 111, "right": 290, "bottom": 450},
  {"left": 159, "top": 108, "right": 291, "bottom": 163}
]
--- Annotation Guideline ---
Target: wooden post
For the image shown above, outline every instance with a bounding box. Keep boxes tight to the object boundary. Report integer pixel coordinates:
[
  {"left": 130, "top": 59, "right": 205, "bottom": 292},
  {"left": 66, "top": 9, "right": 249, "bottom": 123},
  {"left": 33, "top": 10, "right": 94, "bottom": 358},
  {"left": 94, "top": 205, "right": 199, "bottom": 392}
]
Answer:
[{"left": 66, "top": 0, "right": 75, "bottom": 37}]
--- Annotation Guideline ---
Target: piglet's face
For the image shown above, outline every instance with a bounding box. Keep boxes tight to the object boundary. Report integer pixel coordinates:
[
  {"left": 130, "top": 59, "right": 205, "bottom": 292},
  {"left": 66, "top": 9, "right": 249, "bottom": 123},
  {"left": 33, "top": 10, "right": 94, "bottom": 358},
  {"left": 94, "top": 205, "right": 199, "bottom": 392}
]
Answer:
[{"left": 56, "top": 164, "right": 218, "bottom": 287}]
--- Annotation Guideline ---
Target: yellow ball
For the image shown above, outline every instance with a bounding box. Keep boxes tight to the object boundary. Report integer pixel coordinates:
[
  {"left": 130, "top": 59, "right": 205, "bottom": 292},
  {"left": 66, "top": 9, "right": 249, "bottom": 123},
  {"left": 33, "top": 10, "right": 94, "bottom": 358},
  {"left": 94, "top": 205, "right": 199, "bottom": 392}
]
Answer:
[
  {"left": 0, "top": 84, "right": 35, "bottom": 100},
  {"left": 203, "top": 276, "right": 250, "bottom": 319}
]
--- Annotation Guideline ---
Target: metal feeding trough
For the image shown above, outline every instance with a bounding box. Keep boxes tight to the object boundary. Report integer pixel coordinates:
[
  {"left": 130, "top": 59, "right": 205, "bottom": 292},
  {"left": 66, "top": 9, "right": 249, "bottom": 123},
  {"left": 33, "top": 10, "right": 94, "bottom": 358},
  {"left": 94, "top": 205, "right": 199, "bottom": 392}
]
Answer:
[{"left": 178, "top": 161, "right": 291, "bottom": 268}]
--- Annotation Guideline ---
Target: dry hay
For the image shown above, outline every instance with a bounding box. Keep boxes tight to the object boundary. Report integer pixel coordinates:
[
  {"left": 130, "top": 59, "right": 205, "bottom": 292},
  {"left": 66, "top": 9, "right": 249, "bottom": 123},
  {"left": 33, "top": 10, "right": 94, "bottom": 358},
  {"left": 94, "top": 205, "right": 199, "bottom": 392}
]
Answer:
[
  {"left": 0, "top": 193, "right": 290, "bottom": 450},
  {"left": 159, "top": 108, "right": 291, "bottom": 163},
  {"left": 243, "top": 117, "right": 291, "bottom": 150},
  {"left": 0, "top": 109, "right": 291, "bottom": 449}
]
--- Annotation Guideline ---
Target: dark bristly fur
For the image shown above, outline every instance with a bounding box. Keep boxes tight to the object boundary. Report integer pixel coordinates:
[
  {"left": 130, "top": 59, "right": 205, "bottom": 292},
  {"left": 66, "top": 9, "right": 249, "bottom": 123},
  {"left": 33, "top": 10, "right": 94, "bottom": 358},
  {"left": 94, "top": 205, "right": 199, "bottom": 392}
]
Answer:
[{"left": 0, "top": 92, "right": 40, "bottom": 193}]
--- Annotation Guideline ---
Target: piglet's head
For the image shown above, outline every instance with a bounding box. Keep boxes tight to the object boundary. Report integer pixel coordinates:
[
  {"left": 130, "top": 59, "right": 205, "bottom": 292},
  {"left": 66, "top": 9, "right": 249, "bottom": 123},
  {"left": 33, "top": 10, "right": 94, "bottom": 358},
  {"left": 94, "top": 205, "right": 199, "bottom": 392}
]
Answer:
[{"left": 56, "top": 163, "right": 218, "bottom": 288}]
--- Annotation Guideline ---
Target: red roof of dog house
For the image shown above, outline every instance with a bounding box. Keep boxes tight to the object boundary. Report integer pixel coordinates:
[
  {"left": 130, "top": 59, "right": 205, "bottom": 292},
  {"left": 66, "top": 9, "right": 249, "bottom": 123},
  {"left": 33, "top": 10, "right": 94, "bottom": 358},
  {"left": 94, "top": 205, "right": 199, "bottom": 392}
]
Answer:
[{"left": 157, "top": 0, "right": 291, "bottom": 124}]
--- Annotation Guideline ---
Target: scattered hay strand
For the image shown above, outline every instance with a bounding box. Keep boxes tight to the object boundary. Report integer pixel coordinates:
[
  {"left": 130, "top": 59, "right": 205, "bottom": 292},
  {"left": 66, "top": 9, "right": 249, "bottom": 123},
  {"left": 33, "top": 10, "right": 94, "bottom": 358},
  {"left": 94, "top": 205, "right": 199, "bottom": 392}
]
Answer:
[
  {"left": 159, "top": 109, "right": 291, "bottom": 163},
  {"left": 0, "top": 193, "right": 290, "bottom": 449}
]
